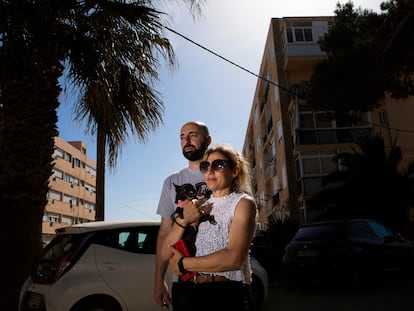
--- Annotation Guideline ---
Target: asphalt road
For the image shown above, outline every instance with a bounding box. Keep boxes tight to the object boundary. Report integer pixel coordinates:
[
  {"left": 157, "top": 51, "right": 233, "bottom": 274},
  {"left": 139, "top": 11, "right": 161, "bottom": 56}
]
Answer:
[{"left": 262, "top": 272, "right": 414, "bottom": 311}]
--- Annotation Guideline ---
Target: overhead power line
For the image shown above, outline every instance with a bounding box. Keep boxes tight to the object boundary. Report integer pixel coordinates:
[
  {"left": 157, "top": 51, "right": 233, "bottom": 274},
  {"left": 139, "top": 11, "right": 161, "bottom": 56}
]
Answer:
[
  {"left": 164, "top": 26, "right": 414, "bottom": 135},
  {"left": 165, "top": 26, "right": 291, "bottom": 94}
]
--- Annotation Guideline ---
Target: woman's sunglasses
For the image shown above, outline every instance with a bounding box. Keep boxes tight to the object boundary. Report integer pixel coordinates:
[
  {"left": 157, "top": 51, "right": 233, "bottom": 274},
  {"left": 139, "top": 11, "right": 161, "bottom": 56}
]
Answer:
[{"left": 199, "top": 159, "right": 236, "bottom": 173}]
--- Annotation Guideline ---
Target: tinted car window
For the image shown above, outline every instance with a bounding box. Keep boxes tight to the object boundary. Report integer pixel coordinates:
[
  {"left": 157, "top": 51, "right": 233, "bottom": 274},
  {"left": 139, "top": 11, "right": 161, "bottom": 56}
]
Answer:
[
  {"left": 294, "top": 223, "right": 341, "bottom": 241},
  {"left": 347, "top": 221, "right": 377, "bottom": 239},
  {"left": 95, "top": 226, "right": 159, "bottom": 254},
  {"left": 367, "top": 221, "right": 392, "bottom": 239},
  {"left": 33, "top": 233, "right": 88, "bottom": 283},
  {"left": 42, "top": 234, "right": 83, "bottom": 262}
]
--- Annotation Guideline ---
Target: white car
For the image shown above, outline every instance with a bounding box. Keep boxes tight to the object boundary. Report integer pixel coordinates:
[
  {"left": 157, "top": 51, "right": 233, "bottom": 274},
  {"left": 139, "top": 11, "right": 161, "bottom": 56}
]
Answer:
[{"left": 19, "top": 220, "right": 268, "bottom": 311}]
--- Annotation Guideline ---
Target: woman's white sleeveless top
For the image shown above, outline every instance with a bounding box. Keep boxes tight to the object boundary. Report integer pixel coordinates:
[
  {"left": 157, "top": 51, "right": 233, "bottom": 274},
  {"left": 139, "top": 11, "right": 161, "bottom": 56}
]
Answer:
[{"left": 195, "top": 192, "right": 252, "bottom": 284}]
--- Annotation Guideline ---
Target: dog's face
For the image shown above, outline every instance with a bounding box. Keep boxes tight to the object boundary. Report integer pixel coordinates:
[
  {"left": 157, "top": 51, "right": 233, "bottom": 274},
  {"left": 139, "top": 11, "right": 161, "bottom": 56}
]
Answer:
[
  {"left": 173, "top": 182, "right": 212, "bottom": 203},
  {"left": 174, "top": 183, "right": 198, "bottom": 203},
  {"left": 173, "top": 183, "right": 215, "bottom": 225}
]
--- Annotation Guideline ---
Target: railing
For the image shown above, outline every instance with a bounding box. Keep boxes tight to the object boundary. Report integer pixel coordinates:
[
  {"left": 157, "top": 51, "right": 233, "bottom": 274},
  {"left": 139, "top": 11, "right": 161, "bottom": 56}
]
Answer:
[{"left": 295, "top": 128, "right": 373, "bottom": 145}]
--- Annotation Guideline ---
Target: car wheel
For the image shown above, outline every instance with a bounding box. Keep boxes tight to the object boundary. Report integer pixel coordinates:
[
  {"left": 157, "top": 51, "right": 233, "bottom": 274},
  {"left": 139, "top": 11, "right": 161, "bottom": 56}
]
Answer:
[
  {"left": 250, "top": 274, "right": 264, "bottom": 311},
  {"left": 71, "top": 296, "right": 121, "bottom": 311}
]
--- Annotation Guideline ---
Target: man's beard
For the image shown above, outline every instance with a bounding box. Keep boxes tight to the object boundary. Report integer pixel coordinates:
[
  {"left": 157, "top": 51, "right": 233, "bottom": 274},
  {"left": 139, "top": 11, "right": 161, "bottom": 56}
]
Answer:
[{"left": 183, "top": 141, "right": 208, "bottom": 161}]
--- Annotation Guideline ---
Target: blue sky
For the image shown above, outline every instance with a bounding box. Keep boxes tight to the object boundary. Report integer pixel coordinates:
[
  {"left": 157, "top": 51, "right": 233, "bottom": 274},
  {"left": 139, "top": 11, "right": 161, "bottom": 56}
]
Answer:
[{"left": 57, "top": 0, "right": 384, "bottom": 221}]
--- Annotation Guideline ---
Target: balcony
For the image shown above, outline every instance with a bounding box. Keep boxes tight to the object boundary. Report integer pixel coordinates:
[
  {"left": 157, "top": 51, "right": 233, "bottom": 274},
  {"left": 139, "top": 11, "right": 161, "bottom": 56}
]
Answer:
[
  {"left": 283, "top": 42, "right": 326, "bottom": 71},
  {"left": 295, "top": 128, "right": 373, "bottom": 146},
  {"left": 297, "top": 176, "right": 324, "bottom": 198}
]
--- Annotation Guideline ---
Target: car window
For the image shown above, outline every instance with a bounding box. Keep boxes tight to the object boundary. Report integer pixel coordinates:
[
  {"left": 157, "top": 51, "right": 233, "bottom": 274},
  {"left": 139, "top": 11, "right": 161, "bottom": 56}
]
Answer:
[
  {"left": 294, "top": 223, "right": 342, "bottom": 240},
  {"left": 366, "top": 221, "right": 392, "bottom": 239},
  {"left": 347, "top": 221, "right": 377, "bottom": 239},
  {"left": 42, "top": 234, "right": 83, "bottom": 262},
  {"left": 95, "top": 226, "right": 159, "bottom": 254},
  {"left": 34, "top": 233, "right": 88, "bottom": 283}
]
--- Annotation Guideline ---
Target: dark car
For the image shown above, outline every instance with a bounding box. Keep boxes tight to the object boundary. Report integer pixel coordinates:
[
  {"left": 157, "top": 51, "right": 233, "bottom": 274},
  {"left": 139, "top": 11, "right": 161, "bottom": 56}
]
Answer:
[
  {"left": 282, "top": 219, "right": 414, "bottom": 285},
  {"left": 250, "top": 235, "right": 277, "bottom": 274}
]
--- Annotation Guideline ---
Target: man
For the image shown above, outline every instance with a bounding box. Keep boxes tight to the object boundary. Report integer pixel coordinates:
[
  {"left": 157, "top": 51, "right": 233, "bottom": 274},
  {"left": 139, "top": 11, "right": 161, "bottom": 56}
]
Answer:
[{"left": 153, "top": 121, "right": 211, "bottom": 308}]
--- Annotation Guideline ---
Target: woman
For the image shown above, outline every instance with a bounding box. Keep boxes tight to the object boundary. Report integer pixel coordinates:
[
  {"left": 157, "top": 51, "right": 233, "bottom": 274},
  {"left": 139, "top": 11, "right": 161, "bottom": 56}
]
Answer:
[{"left": 161, "top": 145, "right": 257, "bottom": 311}]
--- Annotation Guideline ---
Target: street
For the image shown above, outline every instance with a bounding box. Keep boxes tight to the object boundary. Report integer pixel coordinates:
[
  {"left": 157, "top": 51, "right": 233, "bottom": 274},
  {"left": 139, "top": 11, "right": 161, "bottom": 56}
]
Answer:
[{"left": 262, "top": 272, "right": 414, "bottom": 311}]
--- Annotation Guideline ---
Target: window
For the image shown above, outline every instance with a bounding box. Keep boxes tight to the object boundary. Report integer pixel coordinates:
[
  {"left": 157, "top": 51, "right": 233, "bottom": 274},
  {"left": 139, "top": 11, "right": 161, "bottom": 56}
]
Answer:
[
  {"left": 379, "top": 111, "right": 389, "bottom": 125},
  {"left": 48, "top": 190, "right": 61, "bottom": 201},
  {"left": 64, "top": 174, "right": 79, "bottom": 186},
  {"left": 298, "top": 151, "right": 337, "bottom": 178},
  {"left": 86, "top": 165, "right": 96, "bottom": 177},
  {"left": 348, "top": 221, "right": 376, "bottom": 239},
  {"left": 74, "top": 158, "right": 81, "bottom": 168},
  {"left": 48, "top": 214, "right": 60, "bottom": 223},
  {"left": 302, "top": 158, "right": 320, "bottom": 175},
  {"left": 65, "top": 152, "right": 72, "bottom": 162},
  {"left": 277, "top": 119, "right": 283, "bottom": 143},
  {"left": 53, "top": 148, "right": 64, "bottom": 159},
  {"left": 272, "top": 176, "right": 280, "bottom": 193},
  {"left": 61, "top": 216, "right": 71, "bottom": 225},
  {"left": 300, "top": 113, "right": 314, "bottom": 128},
  {"left": 85, "top": 183, "right": 96, "bottom": 193},
  {"left": 281, "top": 165, "right": 287, "bottom": 189},
  {"left": 63, "top": 195, "right": 78, "bottom": 206},
  {"left": 315, "top": 113, "right": 333, "bottom": 128},
  {"left": 270, "top": 137, "right": 276, "bottom": 161},
  {"left": 85, "top": 202, "right": 95, "bottom": 210},
  {"left": 273, "top": 86, "right": 279, "bottom": 107},
  {"left": 367, "top": 221, "right": 392, "bottom": 239},
  {"left": 286, "top": 21, "right": 313, "bottom": 43},
  {"left": 96, "top": 226, "right": 159, "bottom": 254},
  {"left": 52, "top": 169, "right": 63, "bottom": 180}
]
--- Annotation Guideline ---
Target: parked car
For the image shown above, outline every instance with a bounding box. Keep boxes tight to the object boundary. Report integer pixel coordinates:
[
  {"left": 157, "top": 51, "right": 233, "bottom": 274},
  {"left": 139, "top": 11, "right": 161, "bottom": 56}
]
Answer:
[
  {"left": 250, "top": 235, "right": 279, "bottom": 277},
  {"left": 19, "top": 220, "right": 268, "bottom": 311},
  {"left": 282, "top": 218, "right": 414, "bottom": 285}
]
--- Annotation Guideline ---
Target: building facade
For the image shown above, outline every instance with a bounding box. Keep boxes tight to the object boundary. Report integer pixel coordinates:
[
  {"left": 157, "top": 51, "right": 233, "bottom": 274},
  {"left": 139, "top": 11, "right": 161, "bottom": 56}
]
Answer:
[
  {"left": 243, "top": 17, "right": 414, "bottom": 231},
  {"left": 42, "top": 137, "right": 96, "bottom": 243}
]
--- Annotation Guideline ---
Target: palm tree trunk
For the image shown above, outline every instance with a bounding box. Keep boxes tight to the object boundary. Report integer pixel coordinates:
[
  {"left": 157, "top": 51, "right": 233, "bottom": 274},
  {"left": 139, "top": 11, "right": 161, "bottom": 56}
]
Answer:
[
  {"left": 0, "top": 68, "right": 61, "bottom": 310},
  {"left": 95, "top": 125, "right": 106, "bottom": 221}
]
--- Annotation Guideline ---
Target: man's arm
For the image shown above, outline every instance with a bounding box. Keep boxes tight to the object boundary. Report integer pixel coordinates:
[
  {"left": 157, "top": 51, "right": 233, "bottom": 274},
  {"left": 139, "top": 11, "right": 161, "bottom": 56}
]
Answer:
[{"left": 153, "top": 216, "right": 172, "bottom": 307}]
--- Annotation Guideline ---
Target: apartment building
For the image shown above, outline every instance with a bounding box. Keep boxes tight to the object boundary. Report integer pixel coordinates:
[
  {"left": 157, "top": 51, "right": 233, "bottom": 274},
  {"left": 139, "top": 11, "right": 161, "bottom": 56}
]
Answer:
[
  {"left": 42, "top": 137, "right": 96, "bottom": 243},
  {"left": 243, "top": 17, "right": 414, "bottom": 231}
]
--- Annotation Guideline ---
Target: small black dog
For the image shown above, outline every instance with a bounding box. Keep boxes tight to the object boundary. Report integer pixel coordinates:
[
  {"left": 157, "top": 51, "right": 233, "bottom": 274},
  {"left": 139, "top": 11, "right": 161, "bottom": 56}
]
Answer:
[{"left": 173, "top": 183, "right": 215, "bottom": 225}]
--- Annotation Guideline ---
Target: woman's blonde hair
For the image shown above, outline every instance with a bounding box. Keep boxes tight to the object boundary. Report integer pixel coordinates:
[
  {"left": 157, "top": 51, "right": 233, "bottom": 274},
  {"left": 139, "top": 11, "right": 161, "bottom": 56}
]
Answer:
[{"left": 203, "top": 145, "right": 252, "bottom": 195}]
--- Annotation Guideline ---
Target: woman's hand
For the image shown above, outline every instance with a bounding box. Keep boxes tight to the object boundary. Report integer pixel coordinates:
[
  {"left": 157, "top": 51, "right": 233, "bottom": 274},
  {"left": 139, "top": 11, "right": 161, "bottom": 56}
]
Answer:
[
  {"left": 168, "top": 246, "right": 184, "bottom": 276},
  {"left": 180, "top": 199, "right": 205, "bottom": 225}
]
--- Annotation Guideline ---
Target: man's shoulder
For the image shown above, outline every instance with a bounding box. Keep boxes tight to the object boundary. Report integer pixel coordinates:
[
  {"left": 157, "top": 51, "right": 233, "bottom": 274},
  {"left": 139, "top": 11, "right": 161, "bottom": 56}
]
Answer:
[
  {"left": 164, "top": 167, "right": 190, "bottom": 180},
  {"left": 163, "top": 167, "right": 204, "bottom": 185}
]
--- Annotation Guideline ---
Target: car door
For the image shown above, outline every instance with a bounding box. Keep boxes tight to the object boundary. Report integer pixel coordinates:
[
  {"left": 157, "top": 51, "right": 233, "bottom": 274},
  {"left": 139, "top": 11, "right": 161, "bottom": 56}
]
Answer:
[{"left": 94, "top": 225, "right": 163, "bottom": 311}]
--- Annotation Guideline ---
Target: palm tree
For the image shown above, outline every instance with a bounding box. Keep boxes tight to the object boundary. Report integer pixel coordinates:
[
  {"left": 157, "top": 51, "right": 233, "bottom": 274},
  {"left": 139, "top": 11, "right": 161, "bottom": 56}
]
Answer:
[
  {"left": 309, "top": 135, "right": 414, "bottom": 233},
  {"left": 0, "top": 1, "right": 204, "bottom": 308}
]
